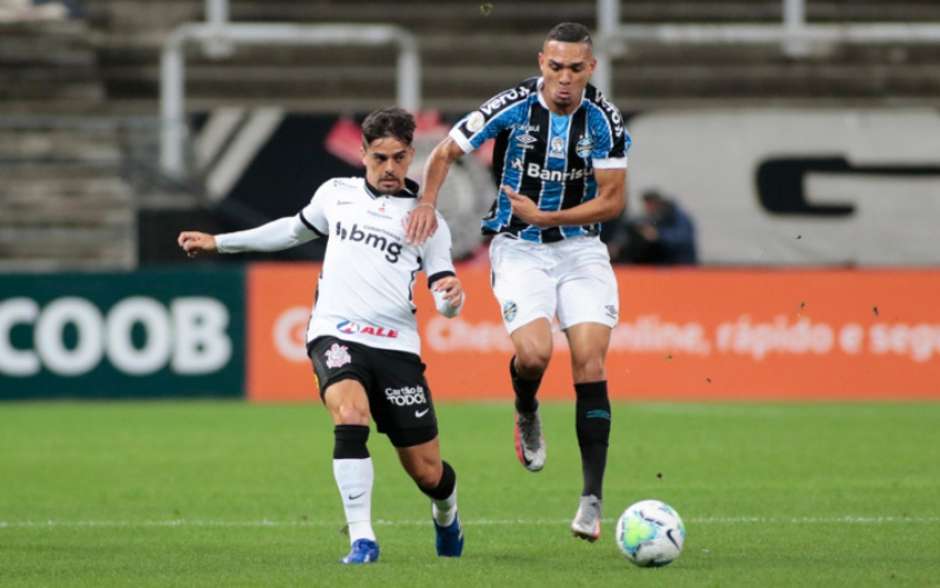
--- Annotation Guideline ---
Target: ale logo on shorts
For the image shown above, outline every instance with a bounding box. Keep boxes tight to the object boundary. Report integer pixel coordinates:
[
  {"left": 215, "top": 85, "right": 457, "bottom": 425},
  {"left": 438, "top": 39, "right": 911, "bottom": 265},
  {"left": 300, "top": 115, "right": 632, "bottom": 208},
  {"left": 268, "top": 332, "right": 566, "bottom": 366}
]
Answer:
[
  {"left": 324, "top": 342, "right": 352, "bottom": 369},
  {"left": 502, "top": 300, "right": 518, "bottom": 322}
]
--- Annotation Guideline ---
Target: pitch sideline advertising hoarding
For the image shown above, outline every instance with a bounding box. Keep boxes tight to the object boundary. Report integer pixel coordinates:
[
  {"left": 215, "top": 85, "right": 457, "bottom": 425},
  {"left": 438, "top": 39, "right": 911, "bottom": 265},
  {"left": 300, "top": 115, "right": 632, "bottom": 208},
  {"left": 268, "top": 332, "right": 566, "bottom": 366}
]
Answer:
[
  {"left": 0, "top": 270, "right": 244, "bottom": 399},
  {"left": 247, "top": 263, "right": 940, "bottom": 402}
]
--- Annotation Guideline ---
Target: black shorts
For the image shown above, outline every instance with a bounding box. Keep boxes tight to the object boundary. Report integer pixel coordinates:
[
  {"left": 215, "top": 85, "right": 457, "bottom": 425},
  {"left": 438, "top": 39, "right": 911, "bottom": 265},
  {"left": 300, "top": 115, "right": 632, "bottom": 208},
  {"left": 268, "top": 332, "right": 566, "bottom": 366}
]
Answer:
[{"left": 307, "top": 336, "right": 438, "bottom": 448}]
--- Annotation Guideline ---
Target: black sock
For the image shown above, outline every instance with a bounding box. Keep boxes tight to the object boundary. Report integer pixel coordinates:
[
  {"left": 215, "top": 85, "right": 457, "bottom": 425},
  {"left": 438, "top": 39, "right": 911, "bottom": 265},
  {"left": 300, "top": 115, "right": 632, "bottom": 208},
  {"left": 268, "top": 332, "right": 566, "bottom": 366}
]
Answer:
[
  {"left": 575, "top": 381, "right": 611, "bottom": 499},
  {"left": 333, "top": 424, "right": 370, "bottom": 459},
  {"left": 418, "top": 460, "right": 457, "bottom": 500},
  {"left": 510, "top": 356, "right": 542, "bottom": 414}
]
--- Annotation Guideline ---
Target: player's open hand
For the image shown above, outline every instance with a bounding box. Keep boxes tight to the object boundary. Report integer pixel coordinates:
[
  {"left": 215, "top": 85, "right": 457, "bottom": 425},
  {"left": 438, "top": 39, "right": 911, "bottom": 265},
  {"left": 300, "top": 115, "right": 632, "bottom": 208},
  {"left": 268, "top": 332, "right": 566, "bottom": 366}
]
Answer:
[
  {"left": 433, "top": 276, "right": 464, "bottom": 307},
  {"left": 177, "top": 231, "right": 217, "bottom": 258},
  {"left": 502, "top": 185, "right": 547, "bottom": 227},
  {"left": 405, "top": 202, "right": 438, "bottom": 244}
]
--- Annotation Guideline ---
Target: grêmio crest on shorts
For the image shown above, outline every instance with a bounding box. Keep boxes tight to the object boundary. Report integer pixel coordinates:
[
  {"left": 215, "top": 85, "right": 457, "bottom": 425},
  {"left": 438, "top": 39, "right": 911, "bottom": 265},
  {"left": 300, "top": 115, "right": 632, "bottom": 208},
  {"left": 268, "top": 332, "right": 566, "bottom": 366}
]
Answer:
[{"left": 450, "top": 77, "right": 632, "bottom": 244}]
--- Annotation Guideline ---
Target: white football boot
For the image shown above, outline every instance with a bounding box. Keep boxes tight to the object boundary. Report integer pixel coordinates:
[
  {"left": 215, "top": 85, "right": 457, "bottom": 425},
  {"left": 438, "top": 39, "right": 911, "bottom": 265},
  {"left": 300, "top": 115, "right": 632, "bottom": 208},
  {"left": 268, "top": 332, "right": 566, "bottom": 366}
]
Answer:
[
  {"left": 514, "top": 410, "right": 546, "bottom": 472},
  {"left": 571, "top": 494, "right": 602, "bottom": 542}
]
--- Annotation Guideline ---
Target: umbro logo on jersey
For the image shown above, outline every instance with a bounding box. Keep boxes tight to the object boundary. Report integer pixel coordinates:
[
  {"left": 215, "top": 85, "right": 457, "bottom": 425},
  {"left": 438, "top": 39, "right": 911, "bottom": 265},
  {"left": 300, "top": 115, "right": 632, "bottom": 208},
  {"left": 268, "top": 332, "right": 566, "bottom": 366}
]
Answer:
[
  {"left": 516, "top": 133, "right": 538, "bottom": 147},
  {"left": 336, "top": 320, "right": 399, "bottom": 338},
  {"left": 335, "top": 221, "right": 403, "bottom": 263},
  {"left": 415, "top": 408, "right": 430, "bottom": 418}
]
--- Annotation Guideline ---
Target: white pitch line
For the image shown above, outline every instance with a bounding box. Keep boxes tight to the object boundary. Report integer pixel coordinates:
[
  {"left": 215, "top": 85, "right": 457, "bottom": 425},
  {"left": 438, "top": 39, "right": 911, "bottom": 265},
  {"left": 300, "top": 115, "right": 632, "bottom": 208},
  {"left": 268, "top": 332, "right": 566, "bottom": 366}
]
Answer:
[{"left": 1, "top": 516, "right": 938, "bottom": 529}]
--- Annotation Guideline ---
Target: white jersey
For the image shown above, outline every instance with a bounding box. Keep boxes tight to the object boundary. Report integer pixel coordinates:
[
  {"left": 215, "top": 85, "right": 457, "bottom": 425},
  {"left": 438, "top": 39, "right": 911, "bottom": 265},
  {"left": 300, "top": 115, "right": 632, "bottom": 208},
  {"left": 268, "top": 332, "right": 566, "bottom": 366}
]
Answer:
[
  {"left": 301, "top": 177, "right": 455, "bottom": 354},
  {"left": 217, "top": 176, "right": 455, "bottom": 355}
]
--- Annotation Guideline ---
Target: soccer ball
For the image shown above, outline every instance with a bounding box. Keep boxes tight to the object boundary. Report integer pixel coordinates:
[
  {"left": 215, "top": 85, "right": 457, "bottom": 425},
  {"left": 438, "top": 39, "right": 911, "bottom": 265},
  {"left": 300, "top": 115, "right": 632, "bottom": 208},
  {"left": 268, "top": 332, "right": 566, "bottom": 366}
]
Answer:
[{"left": 615, "top": 499, "right": 686, "bottom": 567}]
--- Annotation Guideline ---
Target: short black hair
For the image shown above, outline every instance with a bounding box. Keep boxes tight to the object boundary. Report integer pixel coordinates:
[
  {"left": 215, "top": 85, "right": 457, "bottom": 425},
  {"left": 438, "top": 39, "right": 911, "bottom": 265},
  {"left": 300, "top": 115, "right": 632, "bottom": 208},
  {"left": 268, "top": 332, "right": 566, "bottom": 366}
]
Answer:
[
  {"left": 361, "top": 107, "right": 415, "bottom": 147},
  {"left": 545, "top": 22, "right": 593, "bottom": 48}
]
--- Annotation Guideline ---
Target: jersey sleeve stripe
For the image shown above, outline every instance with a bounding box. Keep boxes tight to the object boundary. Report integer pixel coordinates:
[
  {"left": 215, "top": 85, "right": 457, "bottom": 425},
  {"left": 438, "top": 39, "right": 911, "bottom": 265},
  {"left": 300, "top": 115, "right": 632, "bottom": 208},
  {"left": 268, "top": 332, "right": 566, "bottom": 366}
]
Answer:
[
  {"left": 593, "top": 156, "right": 628, "bottom": 169},
  {"left": 449, "top": 127, "right": 475, "bottom": 153},
  {"left": 298, "top": 211, "right": 326, "bottom": 237}
]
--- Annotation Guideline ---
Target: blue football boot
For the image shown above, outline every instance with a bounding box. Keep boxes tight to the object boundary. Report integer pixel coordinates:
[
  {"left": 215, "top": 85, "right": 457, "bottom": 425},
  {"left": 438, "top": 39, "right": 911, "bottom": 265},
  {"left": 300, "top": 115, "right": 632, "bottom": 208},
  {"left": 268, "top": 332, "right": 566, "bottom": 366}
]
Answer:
[
  {"left": 434, "top": 513, "right": 464, "bottom": 557},
  {"left": 341, "top": 538, "right": 380, "bottom": 564}
]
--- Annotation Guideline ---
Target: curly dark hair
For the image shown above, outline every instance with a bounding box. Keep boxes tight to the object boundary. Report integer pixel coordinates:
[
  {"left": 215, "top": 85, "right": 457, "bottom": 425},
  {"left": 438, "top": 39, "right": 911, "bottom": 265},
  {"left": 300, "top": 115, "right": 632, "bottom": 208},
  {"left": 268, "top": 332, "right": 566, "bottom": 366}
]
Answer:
[{"left": 361, "top": 107, "right": 415, "bottom": 146}]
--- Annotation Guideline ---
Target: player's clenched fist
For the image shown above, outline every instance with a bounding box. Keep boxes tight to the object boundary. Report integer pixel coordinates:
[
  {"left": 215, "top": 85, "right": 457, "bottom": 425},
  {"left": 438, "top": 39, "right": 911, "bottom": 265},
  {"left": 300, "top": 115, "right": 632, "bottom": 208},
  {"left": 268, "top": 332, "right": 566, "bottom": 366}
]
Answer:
[
  {"left": 177, "top": 231, "right": 217, "bottom": 257},
  {"left": 431, "top": 276, "right": 464, "bottom": 318}
]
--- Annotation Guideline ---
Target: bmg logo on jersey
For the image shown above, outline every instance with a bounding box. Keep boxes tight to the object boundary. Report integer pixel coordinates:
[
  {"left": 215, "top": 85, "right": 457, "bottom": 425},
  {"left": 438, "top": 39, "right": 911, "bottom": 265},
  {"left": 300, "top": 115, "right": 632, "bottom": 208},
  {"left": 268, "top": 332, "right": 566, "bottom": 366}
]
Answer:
[
  {"left": 384, "top": 384, "right": 427, "bottom": 406},
  {"left": 334, "top": 221, "right": 402, "bottom": 263}
]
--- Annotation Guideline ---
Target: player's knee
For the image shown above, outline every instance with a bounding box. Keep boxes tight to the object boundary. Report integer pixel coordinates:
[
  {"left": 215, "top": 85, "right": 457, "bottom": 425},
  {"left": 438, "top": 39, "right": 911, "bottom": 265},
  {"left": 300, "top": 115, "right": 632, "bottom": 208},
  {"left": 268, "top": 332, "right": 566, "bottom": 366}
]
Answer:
[
  {"left": 335, "top": 403, "right": 370, "bottom": 426},
  {"left": 515, "top": 345, "right": 551, "bottom": 377},
  {"left": 572, "top": 355, "right": 606, "bottom": 382}
]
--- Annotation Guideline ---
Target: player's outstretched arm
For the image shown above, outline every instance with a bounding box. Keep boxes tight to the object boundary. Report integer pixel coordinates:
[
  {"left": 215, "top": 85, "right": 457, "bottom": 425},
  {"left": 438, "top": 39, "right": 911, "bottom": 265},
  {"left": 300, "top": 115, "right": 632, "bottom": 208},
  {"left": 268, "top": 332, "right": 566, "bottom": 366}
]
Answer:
[
  {"left": 177, "top": 231, "right": 217, "bottom": 257},
  {"left": 178, "top": 215, "right": 319, "bottom": 257},
  {"left": 407, "top": 137, "right": 465, "bottom": 244}
]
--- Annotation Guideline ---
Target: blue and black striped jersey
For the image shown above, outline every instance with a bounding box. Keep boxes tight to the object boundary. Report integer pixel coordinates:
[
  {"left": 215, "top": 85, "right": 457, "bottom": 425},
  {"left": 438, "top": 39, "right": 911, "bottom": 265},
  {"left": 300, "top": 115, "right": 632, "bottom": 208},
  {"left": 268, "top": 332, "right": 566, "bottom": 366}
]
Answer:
[{"left": 450, "top": 77, "right": 631, "bottom": 243}]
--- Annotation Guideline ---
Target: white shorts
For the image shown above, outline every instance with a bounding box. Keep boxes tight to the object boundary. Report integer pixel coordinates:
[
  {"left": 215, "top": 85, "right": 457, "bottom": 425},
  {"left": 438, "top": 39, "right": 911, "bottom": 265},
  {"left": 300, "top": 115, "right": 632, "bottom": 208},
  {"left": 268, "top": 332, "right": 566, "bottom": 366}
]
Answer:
[{"left": 489, "top": 234, "right": 620, "bottom": 334}]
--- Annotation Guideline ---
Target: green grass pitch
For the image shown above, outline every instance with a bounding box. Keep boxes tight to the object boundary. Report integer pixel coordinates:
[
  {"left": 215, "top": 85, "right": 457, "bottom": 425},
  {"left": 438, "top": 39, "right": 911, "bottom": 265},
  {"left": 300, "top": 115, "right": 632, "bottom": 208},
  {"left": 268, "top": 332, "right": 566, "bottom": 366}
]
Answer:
[{"left": 2, "top": 401, "right": 939, "bottom": 587}]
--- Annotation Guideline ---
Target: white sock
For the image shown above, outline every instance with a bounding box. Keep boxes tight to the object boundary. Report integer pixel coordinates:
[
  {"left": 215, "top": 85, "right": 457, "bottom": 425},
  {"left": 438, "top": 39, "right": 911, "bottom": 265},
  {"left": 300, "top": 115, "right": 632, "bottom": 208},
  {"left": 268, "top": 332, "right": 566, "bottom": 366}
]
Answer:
[
  {"left": 431, "top": 483, "right": 458, "bottom": 527},
  {"left": 333, "top": 457, "right": 376, "bottom": 544}
]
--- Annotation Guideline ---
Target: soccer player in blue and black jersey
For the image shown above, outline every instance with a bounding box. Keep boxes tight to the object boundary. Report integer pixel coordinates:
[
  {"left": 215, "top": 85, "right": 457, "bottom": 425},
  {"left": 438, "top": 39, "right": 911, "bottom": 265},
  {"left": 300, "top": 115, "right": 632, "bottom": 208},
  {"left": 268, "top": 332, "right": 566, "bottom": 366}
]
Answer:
[{"left": 407, "top": 22, "right": 630, "bottom": 542}]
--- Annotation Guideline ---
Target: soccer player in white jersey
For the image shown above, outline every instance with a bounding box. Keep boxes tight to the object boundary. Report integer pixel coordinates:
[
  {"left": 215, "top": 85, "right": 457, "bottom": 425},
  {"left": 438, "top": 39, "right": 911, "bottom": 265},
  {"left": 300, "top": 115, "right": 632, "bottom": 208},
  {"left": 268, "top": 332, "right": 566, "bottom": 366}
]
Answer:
[
  {"left": 406, "top": 23, "right": 630, "bottom": 543},
  {"left": 178, "top": 108, "right": 465, "bottom": 564}
]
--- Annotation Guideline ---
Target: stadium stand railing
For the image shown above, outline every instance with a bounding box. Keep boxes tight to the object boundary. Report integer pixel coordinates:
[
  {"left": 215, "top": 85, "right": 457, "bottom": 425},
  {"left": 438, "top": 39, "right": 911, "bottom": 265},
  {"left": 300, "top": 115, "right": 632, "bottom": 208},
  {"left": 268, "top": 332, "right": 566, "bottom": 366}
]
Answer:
[
  {"left": 77, "top": 0, "right": 940, "bottom": 114},
  {"left": 595, "top": 0, "right": 940, "bottom": 99},
  {"left": 158, "top": 0, "right": 420, "bottom": 178}
]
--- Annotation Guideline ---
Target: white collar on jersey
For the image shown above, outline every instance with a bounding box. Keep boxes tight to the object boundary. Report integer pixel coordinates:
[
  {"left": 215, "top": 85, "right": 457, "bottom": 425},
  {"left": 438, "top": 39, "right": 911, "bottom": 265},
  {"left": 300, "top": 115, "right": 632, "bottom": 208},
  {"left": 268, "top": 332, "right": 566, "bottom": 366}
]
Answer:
[
  {"left": 536, "top": 76, "right": 585, "bottom": 114},
  {"left": 364, "top": 177, "right": 420, "bottom": 200}
]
